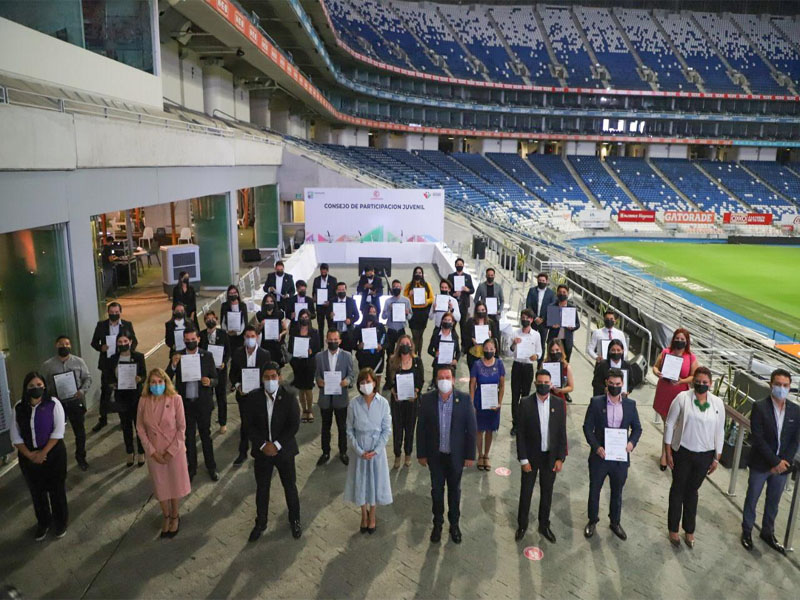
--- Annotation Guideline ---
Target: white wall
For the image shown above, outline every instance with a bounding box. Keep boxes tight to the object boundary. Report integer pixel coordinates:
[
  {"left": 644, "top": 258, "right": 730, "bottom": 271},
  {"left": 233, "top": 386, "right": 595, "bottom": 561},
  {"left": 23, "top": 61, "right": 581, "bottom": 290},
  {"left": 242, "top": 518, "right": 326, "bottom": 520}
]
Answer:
[
  {"left": 234, "top": 85, "right": 250, "bottom": 122},
  {"left": 565, "top": 141, "right": 596, "bottom": 155},
  {"left": 160, "top": 40, "right": 204, "bottom": 112},
  {"left": 202, "top": 64, "right": 235, "bottom": 118},
  {"left": 142, "top": 199, "right": 192, "bottom": 231},
  {"left": 646, "top": 144, "right": 688, "bottom": 159},
  {"left": 277, "top": 153, "right": 369, "bottom": 201},
  {"left": 733, "top": 147, "right": 777, "bottom": 161},
  {"left": 474, "top": 138, "right": 517, "bottom": 154},
  {"left": 0, "top": 17, "right": 162, "bottom": 108},
  {"left": 272, "top": 111, "right": 308, "bottom": 139}
]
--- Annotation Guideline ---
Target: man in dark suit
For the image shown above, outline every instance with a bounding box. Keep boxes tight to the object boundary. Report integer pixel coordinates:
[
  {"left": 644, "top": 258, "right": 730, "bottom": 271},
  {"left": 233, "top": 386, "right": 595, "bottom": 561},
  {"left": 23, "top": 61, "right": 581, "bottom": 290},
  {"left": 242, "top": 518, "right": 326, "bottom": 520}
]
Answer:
[
  {"left": 417, "top": 365, "right": 477, "bottom": 544},
  {"left": 164, "top": 302, "right": 188, "bottom": 352},
  {"left": 90, "top": 302, "right": 138, "bottom": 431},
  {"left": 229, "top": 326, "right": 271, "bottom": 465},
  {"left": 582, "top": 368, "right": 642, "bottom": 540},
  {"left": 200, "top": 310, "right": 231, "bottom": 433},
  {"left": 263, "top": 260, "right": 295, "bottom": 313},
  {"left": 312, "top": 263, "right": 337, "bottom": 338},
  {"left": 515, "top": 369, "right": 568, "bottom": 543},
  {"left": 447, "top": 257, "right": 475, "bottom": 340},
  {"left": 287, "top": 279, "right": 316, "bottom": 322},
  {"left": 525, "top": 273, "right": 555, "bottom": 365},
  {"left": 328, "top": 282, "right": 359, "bottom": 352},
  {"left": 742, "top": 368, "right": 800, "bottom": 553},
  {"left": 356, "top": 265, "right": 383, "bottom": 316},
  {"left": 245, "top": 362, "right": 302, "bottom": 542},
  {"left": 590, "top": 339, "right": 642, "bottom": 397},
  {"left": 166, "top": 326, "right": 219, "bottom": 481},
  {"left": 544, "top": 284, "right": 580, "bottom": 362}
]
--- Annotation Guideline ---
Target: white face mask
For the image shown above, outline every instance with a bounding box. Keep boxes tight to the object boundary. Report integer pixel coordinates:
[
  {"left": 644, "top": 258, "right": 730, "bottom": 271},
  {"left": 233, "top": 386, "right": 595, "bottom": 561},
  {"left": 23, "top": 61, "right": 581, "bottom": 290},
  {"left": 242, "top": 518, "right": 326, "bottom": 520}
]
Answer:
[
  {"left": 264, "top": 379, "right": 279, "bottom": 395},
  {"left": 359, "top": 382, "right": 374, "bottom": 396},
  {"left": 245, "top": 337, "right": 257, "bottom": 349},
  {"left": 437, "top": 379, "right": 453, "bottom": 394}
]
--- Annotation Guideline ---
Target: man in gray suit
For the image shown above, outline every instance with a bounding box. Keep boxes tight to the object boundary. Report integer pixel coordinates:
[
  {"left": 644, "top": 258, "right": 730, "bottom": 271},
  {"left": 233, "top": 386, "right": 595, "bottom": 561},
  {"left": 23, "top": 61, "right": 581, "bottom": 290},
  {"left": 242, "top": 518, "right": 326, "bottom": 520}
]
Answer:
[{"left": 315, "top": 329, "right": 353, "bottom": 466}]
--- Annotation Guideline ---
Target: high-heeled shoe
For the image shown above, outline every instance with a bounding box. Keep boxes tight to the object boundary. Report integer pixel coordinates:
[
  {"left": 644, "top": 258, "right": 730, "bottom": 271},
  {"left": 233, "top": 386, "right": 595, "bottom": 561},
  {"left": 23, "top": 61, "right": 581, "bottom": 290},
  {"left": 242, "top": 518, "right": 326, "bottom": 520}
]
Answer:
[
  {"left": 684, "top": 535, "right": 695, "bottom": 549},
  {"left": 659, "top": 458, "right": 668, "bottom": 472},
  {"left": 160, "top": 516, "right": 171, "bottom": 539},
  {"left": 126, "top": 454, "right": 134, "bottom": 468},
  {"left": 367, "top": 526, "right": 376, "bottom": 535},
  {"left": 167, "top": 516, "right": 180, "bottom": 538},
  {"left": 669, "top": 534, "right": 681, "bottom": 547}
]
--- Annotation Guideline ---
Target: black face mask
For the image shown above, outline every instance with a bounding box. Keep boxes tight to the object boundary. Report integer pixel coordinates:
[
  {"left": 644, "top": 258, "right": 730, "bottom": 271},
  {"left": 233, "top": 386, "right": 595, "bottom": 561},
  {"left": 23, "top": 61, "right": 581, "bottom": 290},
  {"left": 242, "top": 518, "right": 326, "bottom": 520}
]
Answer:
[
  {"left": 608, "top": 353, "right": 623, "bottom": 362},
  {"left": 327, "top": 341, "right": 339, "bottom": 352},
  {"left": 693, "top": 383, "right": 709, "bottom": 395},
  {"left": 276, "top": 270, "right": 284, "bottom": 277},
  {"left": 228, "top": 295, "right": 238, "bottom": 302},
  {"left": 535, "top": 383, "right": 550, "bottom": 396},
  {"left": 537, "top": 281, "right": 547, "bottom": 289},
  {"left": 298, "top": 290, "right": 306, "bottom": 297},
  {"left": 484, "top": 351, "right": 495, "bottom": 360},
  {"left": 57, "top": 347, "right": 70, "bottom": 357},
  {"left": 174, "top": 313, "right": 185, "bottom": 320},
  {"left": 557, "top": 294, "right": 567, "bottom": 302},
  {"left": 673, "top": 340, "right": 687, "bottom": 350},
  {"left": 264, "top": 304, "right": 274, "bottom": 312},
  {"left": 520, "top": 319, "right": 531, "bottom": 328},
  {"left": 182, "top": 277, "right": 189, "bottom": 284},
  {"left": 299, "top": 318, "right": 310, "bottom": 326},
  {"left": 441, "top": 322, "right": 453, "bottom": 330},
  {"left": 28, "top": 386, "right": 45, "bottom": 399},
  {"left": 391, "top": 288, "right": 401, "bottom": 296},
  {"left": 337, "top": 291, "right": 346, "bottom": 299},
  {"left": 109, "top": 313, "right": 120, "bottom": 322},
  {"left": 117, "top": 344, "right": 130, "bottom": 353},
  {"left": 607, "top": 384, "right": 623, "bottom": 397},
  {"left": 413, "top": 274, "right": 422, "bottom": 281},
  {"left": 399, "top": 345, "right": 411, "bottom": 355},
  {"left": 486, "top": 277, "right": 494, "bottom": 284},
  {"left": 604, "top": 319, "right": 616, "bottom": 329},
  {"left": 366, "top": 315, "right": 376, "bottom": 323},
  {"left": 550, "top": 352, "right": 562, "bottom": 362},
  {"left": 476, "top": 311, "right": 487, "bottom": 318},
  {"left": 185, "top": 341, "right": 198, "bottom": 351},
  {"left": 455, "top": 265, "right": 463, "bottom": 272},
  {"left": 205, "top": 320, "right": 216, "bottom": 329}
]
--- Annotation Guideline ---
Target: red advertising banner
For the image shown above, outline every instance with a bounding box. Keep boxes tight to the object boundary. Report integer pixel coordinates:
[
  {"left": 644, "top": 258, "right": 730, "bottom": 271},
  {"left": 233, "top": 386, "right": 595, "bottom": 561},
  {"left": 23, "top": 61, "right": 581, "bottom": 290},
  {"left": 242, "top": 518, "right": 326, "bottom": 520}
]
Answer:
[
  {"left": 663, "top": 211, "right": 716, "bottom": 224},
  {"left": 617, "top": 210, "right": 656, "bottom": 223},
  {"left": 723, "top": 212, "right": 774, "bottom": 225}
]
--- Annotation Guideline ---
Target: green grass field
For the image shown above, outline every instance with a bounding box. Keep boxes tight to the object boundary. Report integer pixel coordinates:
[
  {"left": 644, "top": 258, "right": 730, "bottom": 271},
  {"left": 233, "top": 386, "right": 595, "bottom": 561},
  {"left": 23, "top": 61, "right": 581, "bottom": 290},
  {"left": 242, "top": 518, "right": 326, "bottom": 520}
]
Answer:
[{"left": 592, "top": 242, "right": 800, "bottom": 338}]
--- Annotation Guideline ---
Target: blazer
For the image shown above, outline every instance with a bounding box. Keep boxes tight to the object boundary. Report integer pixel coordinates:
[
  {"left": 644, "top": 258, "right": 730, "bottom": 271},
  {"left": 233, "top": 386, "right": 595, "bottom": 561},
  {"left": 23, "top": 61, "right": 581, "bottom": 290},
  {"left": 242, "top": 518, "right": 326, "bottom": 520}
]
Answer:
[
  {"left": 164, "top": 319, "right": 189, "bottom": 352},
  {"left": 525, "top": 286, "right": 556, "bottom": 320},
  {"left": 288, "top": 327, "right": 322, "bottom": 358},
  {"left": 244, "top": 384, "right": 301, "bottom": 458},
  {"left": 357, "top": 275, "right": 383, "bottom": 313},
  {"left": 314, "top": 350, "right": 354, "bottom": 410},
  {"left": 474, "top": 282, "right": 505, "bottom": 315},
  {"left": 461, "top": 317, "right": 500, "bottom": 354},
  {"left": 263, "top": 271, "right": 295, "bottom": 300},
  {"left": 220, "top": 301, "right": 249, "bottom": 335},
  {"left": 326, "top": 296, "right": 359, "bottom": 327},
  {"left": 355, "top": 322, "right": 386, "bottom": 363},
  {"left": 545, "top": 301, "right": 581, "bottom": 346},
  {"left": 136, "top": 394, "right": 186, "bottom": 458},
  {"left": 665, "top": 390, "right": 725, "bottom": 454},
  {"left": 582, "top": 394, "right": 642, "bottom": 464},
  {"left": 165, "top": 349, "right": 218, "bottom": 404},
  {"left": 416, "top": 390, "right": 477, "bottom": 468},
  {"left": 312, "top": 274, "right": 338, "bottom": 312},
  {"left": 447, "top": 271, "right": 475, "bottom": 310},
  {"left": 590, "top": 359, "right": 642, "bottom": 397},
  {"left": 199, "top": 328, "right": 231, "bottom": 371},
  {"left": 105, "top": 351, "right": 147, "bottom": 398},
  {"left": 748, "top": 396, "right": 800, "bottom": 473},
  {"left": 90, "top": 318, "right": 138, "bottom": 369},
  {"left": 427, "top": 328, "right": 461, "bottom": 363},
  {"left": 516, "top": 394, "right": 568, "bottom": 468},
  {"left": 288, "top": 293, "right": 316, "bottom": 320},
  {"left": 172, "top": 284, "right": 197, "bottom": 316},
  {"left": 229, "top": 347, "right": 271, "bottom": 397}
]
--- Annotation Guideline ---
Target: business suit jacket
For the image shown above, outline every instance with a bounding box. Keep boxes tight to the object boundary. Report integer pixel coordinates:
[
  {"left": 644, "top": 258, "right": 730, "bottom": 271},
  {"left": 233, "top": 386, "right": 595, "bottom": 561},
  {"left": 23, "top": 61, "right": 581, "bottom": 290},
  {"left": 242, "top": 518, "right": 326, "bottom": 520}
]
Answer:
[
  {"left": 105, "top": 351, "right": 147, "bottom": 401},
  {"left": 288, "top": 293, "right": 316, "bottom": 320},
  {"left": 164, "top": 319, "right": 189, "bottom": 352},
  {"left": 357, "top": 275, "right": 383, "bottom": 313},
  {"left": 166, "top": 349, "right": 218, "bottom": 404},
  {"left": 427, "top": 329, "right": 461, "bottom": 363},
  {"left": 312, "top": 274, "right": 338, "bottom": 314},
  {"left": 545, "top": 301, "right": 581, "bottom": 346},
  {"left": 416, "top": 390, "right": 477, "bottom": 468},
  {"left": 314, "top": 350, "right": 353, "bottom": 410},
  {"left": 90, "top": 318, "right": 138, "bottom": 369},
  {"left": 200, "top": 328, "right": 231, "bottom": 370},
  {"left": 264, "top": 272, "right": 295, "bottom": 312},
  {"left": 582, "top": 395, "right": 642, "bottom": 464},
  {"left": 447, "top": 271, "right": 475, "bottom": 312},
  {"left": 172, "top": 284, "right": 197, "bottom": 317},
  {"left": 525, "top": 286, "right": 556, "bottom": 320},
  {"left": 327, "top": 297, "right": 359, "bottom": 350},
  {"left": 220, "top": 301, "right": 248, "bottom": 335},
  {"left": 245, "top": 384, "right": 301, "bottom": 458},
  {"left": 516, "top": 394, "right": 568, "bottom": 469},
  {"left": 748, "top": 396, "right": 800, "bottom": 473},
  {"left": 474, "top": 282, "right": 505, "bottom": 316},
  {"left": 461, "top": 317, "right": 500, "bottom": 355},
  {"left": 590, "top": 359, "right": 642, "bottom": 397},
  {"left": 229, "top": 347, "right": 271, "bottom": 396}
]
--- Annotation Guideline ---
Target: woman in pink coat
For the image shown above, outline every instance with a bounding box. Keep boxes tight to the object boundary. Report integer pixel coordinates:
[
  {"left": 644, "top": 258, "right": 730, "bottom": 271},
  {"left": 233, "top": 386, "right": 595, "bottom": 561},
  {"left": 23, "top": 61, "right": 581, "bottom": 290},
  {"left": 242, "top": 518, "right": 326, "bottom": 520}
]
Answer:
[{"left": 137, "top": 368, "right": 191, "bottom": 538}]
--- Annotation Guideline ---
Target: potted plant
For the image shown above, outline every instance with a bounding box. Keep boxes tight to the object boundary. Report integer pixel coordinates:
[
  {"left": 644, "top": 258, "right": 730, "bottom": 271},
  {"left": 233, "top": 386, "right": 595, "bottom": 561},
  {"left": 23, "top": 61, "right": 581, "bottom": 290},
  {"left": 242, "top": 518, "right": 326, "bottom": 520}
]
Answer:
[{"left": 716, "top": 368, "right": 754, "bottom": 469}]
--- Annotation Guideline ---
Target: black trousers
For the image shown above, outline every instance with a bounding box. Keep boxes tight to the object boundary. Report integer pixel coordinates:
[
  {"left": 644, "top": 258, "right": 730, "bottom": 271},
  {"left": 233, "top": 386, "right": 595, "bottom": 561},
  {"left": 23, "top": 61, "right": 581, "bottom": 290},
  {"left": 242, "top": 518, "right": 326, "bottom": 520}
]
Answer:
[
  {"left": 98, "top": 374, "right": 113, "bottom": 420},
  {"left": 510, "top": 362, "right": 534, "bottom": 429},
  {"left": 668, "top": 447, "right": 715, "bottom": 534},
  {"left": 517, "top": 453, "right": 557, "bottom": 529},
  {"left": 19, "top": 440, "right": 68, "bottom": 529},
  {"left": 317, "top": 310, "right": 329, "bottom": 340},
  {"left": 321, "top": 406, "right": 348, "bottom": 455},
  {"left": 62, "top": 399, "right": 87, "bottom": 463},
  {"left": 119, "top": 404, "right": 144, "bottom": 455},
  {"left": 384, "top": 327, "right": 405, "bottom": 358},
  {"left": 184, "top": 396, "right": 216, "bottom": 474},
  {"left": 236, "top": 395, "right": 250, "bottom": 457},
  {"left": 429, "top": 453, "right": 463, "bottom": 527},
  {"left": 254, "top": 454, "right": 300, "bottom": 527},
  {"left": 588, "top": 456, "right": 629, "bottom": 525},
  {"left": 214, "top": 367, "right": 228, "bottom": 426},
  {"left": 391, "top": 399, "right": 417, "bottom": 457}
]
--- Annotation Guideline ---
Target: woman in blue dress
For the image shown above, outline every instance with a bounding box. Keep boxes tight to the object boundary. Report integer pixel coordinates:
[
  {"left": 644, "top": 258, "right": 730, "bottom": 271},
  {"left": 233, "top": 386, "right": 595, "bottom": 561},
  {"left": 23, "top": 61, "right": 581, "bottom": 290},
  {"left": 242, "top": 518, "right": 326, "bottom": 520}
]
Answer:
[
  {"left": 469, "top": 338, "right": 505, "bottom": 472},
  {"left": 344, "top": 367, "right": 393, "bottom": 534}
]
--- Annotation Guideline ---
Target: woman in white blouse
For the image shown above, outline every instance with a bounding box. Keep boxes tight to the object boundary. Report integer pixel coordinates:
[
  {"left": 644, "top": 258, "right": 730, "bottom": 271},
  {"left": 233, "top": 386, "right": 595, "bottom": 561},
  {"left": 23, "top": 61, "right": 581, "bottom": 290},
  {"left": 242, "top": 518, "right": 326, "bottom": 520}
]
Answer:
[{"left": 664, "top": 366, "right": 725, "bottom": 548}]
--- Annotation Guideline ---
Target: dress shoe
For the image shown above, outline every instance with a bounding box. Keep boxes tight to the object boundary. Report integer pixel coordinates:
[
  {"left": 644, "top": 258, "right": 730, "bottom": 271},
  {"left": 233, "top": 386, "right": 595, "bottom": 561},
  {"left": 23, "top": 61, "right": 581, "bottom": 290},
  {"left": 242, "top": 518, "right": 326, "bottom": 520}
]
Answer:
[
  {"left": 510, "top": 427, "right": 516, "bottom": 437},
  {"left": 610, "top": 523, "right": 627, "bottom": 541},
  {"left": 167, "top": 516, "right": 181, "bottom": 538},
  {"left": 430, "top": 525, "right": 442, "bottom": 543},
  {"left": 208, "top": 470, "right": 220, "bottom": 481},
  {"left": 393, "top": 456, "right": 402, "bottom": 469},
  {"left": 404, "top": 455, "right": 412, "bottom": 468},
  {"left": 54, "top": 525, "right": 67, "bottom": 539},
  {"left": 248, "top": 524, "right": 266, "bottom": 542},
  {"left": 759, "top": 532, "right": 786, "bottom": 554},
  {"left": 741, "top": 532, "right": 754, "bottom": 551},
  {"left": 684, "top": 535, "right": 695, "bottom": 549},
  {"left": 233, "top": 453, "right": 247, "bottom": 466},
  {"left": 78, "top": 460, "right": 89, "bottom": 471},
  {"left": 339, "top": 453, "right": 349, "bottom": 466},
  {"left": 584, "top": 521, "right": 596, "bottom": 539},
  {"left": 317, "top": 453, "right": 330, "bottom": 466},
  {"left": 34, "top": 525, "right": 49, "bottom": 542},
  {"left": 514, "top": 527, "right": 527, "bottom": 541},
  {"left": 538, "top": 525, "right": 556, "bottom": 543},
  {"left": 188, "top": 471, "right": 196, "bottom": 482},
  {"left": 367, "top": 526, "right": 376, "bottom": 535},
  {"left": 91, "top": 419, "right": 106, "bottom": 433},
  {"left": 449, "top": 526, "right": 462, "bottom": 544},
  {"left": 290, "top": 520, "right": 302, "bottom": 539},
  {"left": 360, "top": 526, "right": 368, "bottom": 534}
]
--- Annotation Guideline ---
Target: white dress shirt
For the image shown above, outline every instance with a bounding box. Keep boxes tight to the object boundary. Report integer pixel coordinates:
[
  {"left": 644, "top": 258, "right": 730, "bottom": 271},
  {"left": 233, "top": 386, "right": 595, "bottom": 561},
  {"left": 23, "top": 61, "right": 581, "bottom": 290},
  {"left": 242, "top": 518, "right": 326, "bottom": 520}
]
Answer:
[
  {"left": 537, "top": 290, "right": 546, "bottom": 316},
  {"left": 512, "top": 327, "right": 542, "bottom": 365},
  {"left": 246, "top": 347, "right": 258, "bottom": 368},
  {"left": 109, "top": 321, "right": 120, "bottom": 336},
  {"left": 10, "top": 399, "right": 66, "bottom": 447},
  {"left": 520, "top": 394, "right": 550, "bottom": 465},
  {"left": 664, "top": 390, "right": 725, "bottom": 454},
  {"left": 773, "top": 398, "right": 786, "bottom": 454},
  {"left": 275, "top": 274, "right": 284, "bottom": 293},
  {"left": 428, "top": 297, "right": 461, "bottom": 326},
  {"left": 259, "top": 392, "right": 282, "bottom": 451},
  {"left": 587, "top": 327, "right": 627, "bottom": 360}
]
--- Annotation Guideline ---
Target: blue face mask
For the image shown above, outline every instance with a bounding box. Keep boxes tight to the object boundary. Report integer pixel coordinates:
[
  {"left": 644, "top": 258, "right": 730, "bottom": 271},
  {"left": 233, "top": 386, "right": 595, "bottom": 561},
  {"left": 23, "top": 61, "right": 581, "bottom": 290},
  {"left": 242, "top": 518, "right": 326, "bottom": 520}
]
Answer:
[
  {"left": 772, "top": 385, "right": 789, "bottom": 401},
  {"left": 150, "top": 383, "right": 166, "bottom": 396}
]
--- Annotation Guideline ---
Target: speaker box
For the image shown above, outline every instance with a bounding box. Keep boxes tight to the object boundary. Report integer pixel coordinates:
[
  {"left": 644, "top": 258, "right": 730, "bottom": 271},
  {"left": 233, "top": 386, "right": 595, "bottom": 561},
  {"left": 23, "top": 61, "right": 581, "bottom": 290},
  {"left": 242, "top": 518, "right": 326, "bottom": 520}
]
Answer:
[{"left": 242, "top": 249, "right": 262, "bottom": 263}]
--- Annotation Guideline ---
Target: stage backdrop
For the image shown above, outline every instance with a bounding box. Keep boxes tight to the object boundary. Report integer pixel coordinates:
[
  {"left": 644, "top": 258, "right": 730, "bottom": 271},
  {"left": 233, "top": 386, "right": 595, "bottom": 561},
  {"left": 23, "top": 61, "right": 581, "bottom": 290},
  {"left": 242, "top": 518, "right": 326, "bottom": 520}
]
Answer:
[{"left": 304, "top": 188, "right": 444, "bottom": 243}]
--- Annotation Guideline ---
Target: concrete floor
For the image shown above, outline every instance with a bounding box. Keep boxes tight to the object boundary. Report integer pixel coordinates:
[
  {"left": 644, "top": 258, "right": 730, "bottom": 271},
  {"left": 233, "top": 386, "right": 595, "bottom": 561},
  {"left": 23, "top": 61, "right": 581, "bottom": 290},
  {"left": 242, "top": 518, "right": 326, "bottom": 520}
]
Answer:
[{"left": 1, "top": 252, "right": 798, "bottom": 598}]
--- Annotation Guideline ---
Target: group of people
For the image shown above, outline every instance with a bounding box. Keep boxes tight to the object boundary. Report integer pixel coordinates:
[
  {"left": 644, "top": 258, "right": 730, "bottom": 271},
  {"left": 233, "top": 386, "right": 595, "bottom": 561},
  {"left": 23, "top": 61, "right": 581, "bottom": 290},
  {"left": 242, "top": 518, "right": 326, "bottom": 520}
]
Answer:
[{"left": 9, "top": 261, "right": 799, "bottom": 557}]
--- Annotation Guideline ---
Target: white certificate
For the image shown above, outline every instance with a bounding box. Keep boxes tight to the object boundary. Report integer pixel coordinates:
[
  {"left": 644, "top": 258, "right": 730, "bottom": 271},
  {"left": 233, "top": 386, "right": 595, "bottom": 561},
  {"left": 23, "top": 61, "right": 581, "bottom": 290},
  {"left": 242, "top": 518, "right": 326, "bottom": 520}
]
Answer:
[
  {"left": 324, "top": 370, "right": 342, "bottom": 395},
  {"left": 622, "top": 369, "right": 629, "bottom": 394},
  {"left": 485, "top": 297, "right": 498, "bottom": 315},
  {"left": 561, "top": 307, "right": 577, "bottom": 328},
  {"left": 435, "top": 294, "right": 450, "bottom": 312},
  {"left": 174, "top": 332, "right": 186, "bottom": 352},
  {"left": 226, "top": 311, "right": 242, "bottom": 332},
  {"left": 661, "top": 353, "right": 683, "bottom": 381},
  {"left": 474, "top": 324, "right": 490, "bottom": 344},
  {"left": 241, "top": 367, "right": 260, "bottom": 394},
  {"left": 105, "top": 335, "right": 117, "bottom": 358},
  {"left": 263, "top": 319, "right": 280, "bottom": 341},
  {"left": 392, "top": 302, "right": 406, "bottom": 322},
  {"left": 293, "top": 302, "right": 306, "bottom": 320},
  {"left": 332, "top": 302, "right": 346, "bottom": 322},
  {"left": 604, "top": 427, "right": 629, "bottom": 462},
  {"left": 515, "top": 337, "right": 537, "bottom": 361},
  {"left": 600, "top": 339, "right": 612, "bottom": 360},
  {"left": 413, "top": 287, "right": 426, "bottom": 305},
  {"left": 361, "top": 327, "right": 378, "bottom": 350},
  {"left": 543, "top": 361, "right": 563, "bottom": 387},
  {"left": 207, "top": 344, "right": 225, "bottom": 368},
  {"left": 480, "top": 383, "right": 499, "bottom": 410},
  {"left": 53, "top": 372, "right": 78, "bottom": 400},
  {"left": 437, "top": 341, "right": 455, "bottom": 364},
  {"left": 293, "top": 336, "right": 310, "bottom": 358},
  {"left": 117, "top": 363, "right": 138, "bottom": 391},
  {"left": 396, "top": 373, "right": 416, "bottom": 400},
  {"left": 181, "top": 353, "right": 202, "bottom": 383},
  {"left": 317, "top": 288, "right": 328, "bottom": 305},
  {"left": 453, "top": 275, "right": 466, "bottom": 290}
]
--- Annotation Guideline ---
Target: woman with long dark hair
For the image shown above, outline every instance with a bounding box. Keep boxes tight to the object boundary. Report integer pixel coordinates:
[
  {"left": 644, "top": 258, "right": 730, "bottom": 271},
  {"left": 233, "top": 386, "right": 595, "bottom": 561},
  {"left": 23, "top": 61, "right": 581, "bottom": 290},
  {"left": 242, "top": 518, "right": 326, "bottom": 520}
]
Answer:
[{"left": 403, "top": 266, "right": 434, "bottom": 356}]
